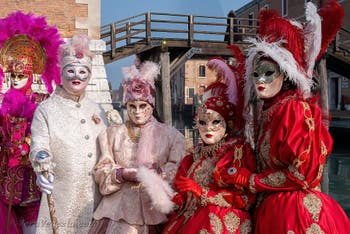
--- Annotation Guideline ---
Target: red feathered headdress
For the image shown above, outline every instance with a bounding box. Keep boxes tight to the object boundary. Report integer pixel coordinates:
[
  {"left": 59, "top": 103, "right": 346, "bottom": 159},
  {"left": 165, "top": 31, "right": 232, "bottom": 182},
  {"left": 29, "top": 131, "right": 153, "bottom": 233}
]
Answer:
[
  {"left": 0, "top": 11, "right": 63, "bottom": 93},
  {"left": 245, "top": 0, "right": 343, "bottom": 98}
]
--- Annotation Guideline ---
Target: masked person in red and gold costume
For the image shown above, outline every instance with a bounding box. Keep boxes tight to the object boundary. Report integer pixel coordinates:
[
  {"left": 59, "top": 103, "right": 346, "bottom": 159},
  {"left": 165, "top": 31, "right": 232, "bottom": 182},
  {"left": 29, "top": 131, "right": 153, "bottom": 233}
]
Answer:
[
  {"left": 163, "top": 52, "right": 256, "bottom": 234},
  {"left": 218, "top": 1, "right": 350, "bottom": 233},
  {"left": 0, "top": 11, "right": 62, "bottom": 233}
]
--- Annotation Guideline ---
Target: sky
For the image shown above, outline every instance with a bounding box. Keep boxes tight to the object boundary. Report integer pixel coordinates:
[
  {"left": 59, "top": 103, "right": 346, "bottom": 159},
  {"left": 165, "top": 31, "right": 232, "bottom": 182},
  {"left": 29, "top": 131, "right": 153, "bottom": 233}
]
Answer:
[{"left": 101, "top": 0, "right": 251, "bottom": 89}]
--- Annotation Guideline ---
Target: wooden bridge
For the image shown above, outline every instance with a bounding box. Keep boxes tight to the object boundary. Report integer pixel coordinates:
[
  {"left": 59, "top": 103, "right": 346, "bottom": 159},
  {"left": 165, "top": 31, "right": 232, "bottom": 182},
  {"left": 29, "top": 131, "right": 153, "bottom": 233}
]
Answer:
[{"left": 100, "top": 12, "right": 350, "bottom": 124}]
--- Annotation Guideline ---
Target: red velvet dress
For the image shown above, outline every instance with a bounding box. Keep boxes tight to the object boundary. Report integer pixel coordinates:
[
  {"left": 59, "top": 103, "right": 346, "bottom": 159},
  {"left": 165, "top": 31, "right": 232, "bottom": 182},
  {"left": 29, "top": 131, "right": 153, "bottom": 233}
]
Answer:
[
  {"left": 251, "top": 91, "right": 350, "bottom": 234},
  {"left": 163, "top": 136, "right": 256, "bottom": 234}
]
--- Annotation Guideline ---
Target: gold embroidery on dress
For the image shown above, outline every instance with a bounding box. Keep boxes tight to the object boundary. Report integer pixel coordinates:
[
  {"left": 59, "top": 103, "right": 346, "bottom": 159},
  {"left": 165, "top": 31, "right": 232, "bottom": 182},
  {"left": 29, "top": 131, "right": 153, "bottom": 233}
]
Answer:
[
  {"left": 233, "top": 145, "right": 243, "bottom": 167},
  {"left": 249, "top": 174, "right": 257, "bottom": 193},
  {"left": 321, "top": 141, "right": 327, "bottom": 156},
  {"left": 126, "top": 121, "right": 140, "bottom": 143},
  {"left": 193, "top": 158, "right": 215, "bottom": 187},
  {"left": 303, "top": 194, "right": 322, "bottom": 222},
  {"left": 288, "top": 165, "right": 305, "bottom": 181},
  {"left": 209, "top": 213, "right": 223, "bottom": 234},
  {"left": 205, "top": 192, "right": 232, "bottom": 207},
  {"left": 302, "top": 102, "right": 315, "bottom": 131},
  {"left": 257, "top": 130, "right": 271, "bottom": 171},
  {"left": 183, "top": 194, "right": 199, "bottom": 220},
  {"left": 199, "top": 230, "right": 210, "bottom": 234},
  {"left": 193, "top": 139, "right": 224, "bottom": 161},
  {"left": 223, "top": 212, "right": 240, "bottom": 233},
  {"left": 240, "top": 219, "right": 252, "bottom": 234},
  {"left": 260, "top": 171, "right": 286, "bottom": 187},
  {"left": 306, "top": 223, "right": 324, "bottom": 234}
]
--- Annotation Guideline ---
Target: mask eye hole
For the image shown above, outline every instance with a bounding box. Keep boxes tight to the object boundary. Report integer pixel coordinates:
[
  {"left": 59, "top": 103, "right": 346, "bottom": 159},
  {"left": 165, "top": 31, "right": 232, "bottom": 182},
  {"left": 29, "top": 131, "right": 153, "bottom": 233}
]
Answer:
[
  {"left": 212, "top": 119, "right": 221, "bottom": 125},
  {"left": 79, "top": 70, "right": 86, "bottom": 75},
  {"left": 253, "top": 72, "right": 259, "bottom": 78},
  {"left": 67, "top": 69, "right": 74, "bottom": 74},
  {"left": 140, "top": 104, "right": 147, "bottom": 109},
  {"left": 265, "top": 71, "right": 274, "bottom": 76},
  {"left": 199, "top": 120, "right": 206, "bottom": 126}
]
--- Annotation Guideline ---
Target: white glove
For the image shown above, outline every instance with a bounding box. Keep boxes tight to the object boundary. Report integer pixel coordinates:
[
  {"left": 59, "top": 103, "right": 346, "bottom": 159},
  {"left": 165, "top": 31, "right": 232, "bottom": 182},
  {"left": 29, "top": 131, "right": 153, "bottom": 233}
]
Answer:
[{"left": 36, "top": 173, "right": 54, "bottom": 195}]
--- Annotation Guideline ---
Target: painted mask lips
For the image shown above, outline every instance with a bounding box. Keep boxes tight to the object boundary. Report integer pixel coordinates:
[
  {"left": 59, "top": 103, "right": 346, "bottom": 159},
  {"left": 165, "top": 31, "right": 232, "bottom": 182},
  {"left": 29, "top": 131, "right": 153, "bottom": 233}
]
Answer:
[
  {"left": 258, "top": 86, "right": 265, "bottom": 91},
  {"left": 72, "top": 80, "right": 81, "bottom": 85},
  {"left": 205, "top": 134, "right": 213, "bottom": 138}
]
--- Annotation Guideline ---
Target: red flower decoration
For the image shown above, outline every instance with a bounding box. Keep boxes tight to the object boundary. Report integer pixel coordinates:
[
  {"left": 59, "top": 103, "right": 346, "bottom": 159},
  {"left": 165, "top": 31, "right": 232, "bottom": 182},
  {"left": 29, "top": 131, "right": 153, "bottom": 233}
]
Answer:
[{"left": 75, "top": 52, "right": 84, "bottom": 59}]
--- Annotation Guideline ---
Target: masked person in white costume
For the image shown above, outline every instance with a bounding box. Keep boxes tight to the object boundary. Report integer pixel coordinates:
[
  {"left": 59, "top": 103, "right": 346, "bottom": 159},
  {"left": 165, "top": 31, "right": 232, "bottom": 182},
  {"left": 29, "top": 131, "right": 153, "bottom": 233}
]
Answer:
[
  {"left": 88, "top": 59, "right": 185, "bottom": 234},
  {"left": 30, "top": 33, "right": 107, "bottom": 234}
]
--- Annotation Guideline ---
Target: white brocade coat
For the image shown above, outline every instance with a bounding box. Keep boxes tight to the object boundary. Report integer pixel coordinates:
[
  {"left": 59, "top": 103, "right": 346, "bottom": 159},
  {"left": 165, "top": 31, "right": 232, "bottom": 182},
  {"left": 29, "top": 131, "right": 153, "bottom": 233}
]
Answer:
[{"left": 30, "top": 91, "right": 107, "bottom": 234}]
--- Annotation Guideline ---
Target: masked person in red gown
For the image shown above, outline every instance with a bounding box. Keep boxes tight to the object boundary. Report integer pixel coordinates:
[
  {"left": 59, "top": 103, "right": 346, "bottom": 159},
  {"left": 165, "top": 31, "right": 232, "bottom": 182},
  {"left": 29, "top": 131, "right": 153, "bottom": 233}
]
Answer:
[
  {"left": 163, "top": 53, "right": 256, "bottom": 234},
  {"left": 218, "top": 1, "right": 350, "bottom": 233},
  {"left": 0, "top": 11, "right": 62, "bottom": 234}
]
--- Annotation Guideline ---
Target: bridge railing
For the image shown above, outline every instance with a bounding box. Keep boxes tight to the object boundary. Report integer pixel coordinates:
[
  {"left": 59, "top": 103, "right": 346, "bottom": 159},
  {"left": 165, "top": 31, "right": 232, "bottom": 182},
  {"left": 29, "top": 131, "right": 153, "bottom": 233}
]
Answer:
[
  {"left": 335, "top": 27, "right": 350, "bottom": 57},
  {"left": 100, "top": 12, "right": 258, "bottom": 59}
]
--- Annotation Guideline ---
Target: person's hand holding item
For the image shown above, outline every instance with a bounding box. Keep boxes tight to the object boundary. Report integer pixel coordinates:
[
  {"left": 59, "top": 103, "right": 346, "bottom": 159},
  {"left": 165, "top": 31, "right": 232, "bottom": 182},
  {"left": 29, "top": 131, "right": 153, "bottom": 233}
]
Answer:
[{"left": 36, "top": 173, "right": 54, "bottom": 195}]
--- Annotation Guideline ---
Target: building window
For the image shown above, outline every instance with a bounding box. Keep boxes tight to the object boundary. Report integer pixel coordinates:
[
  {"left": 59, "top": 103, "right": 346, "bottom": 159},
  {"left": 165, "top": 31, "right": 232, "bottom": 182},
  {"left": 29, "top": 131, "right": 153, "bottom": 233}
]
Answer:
[
  {"left": 248, "top": 12, "right": 254, "bottom": 26},
  {"left": 282, "top": 0, "right": 288, "bottom": 17},
  {"left": 188, "top": 87, "right": 195, "bottom": 98},
  {"left": 199, "top": 65, "right": 206, "bottom": 77}
]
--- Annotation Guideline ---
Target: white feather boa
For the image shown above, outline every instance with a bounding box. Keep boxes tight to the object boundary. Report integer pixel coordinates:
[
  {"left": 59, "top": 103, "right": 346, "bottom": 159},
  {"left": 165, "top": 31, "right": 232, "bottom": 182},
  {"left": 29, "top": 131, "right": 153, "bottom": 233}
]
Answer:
[{"left": 136, "top": 166, "right": 175, "bottom": 214}]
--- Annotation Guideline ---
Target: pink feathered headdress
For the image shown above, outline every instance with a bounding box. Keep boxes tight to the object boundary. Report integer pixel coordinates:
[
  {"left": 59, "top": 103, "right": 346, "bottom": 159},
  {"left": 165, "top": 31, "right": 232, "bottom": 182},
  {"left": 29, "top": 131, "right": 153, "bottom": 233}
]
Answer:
[
  {"left": 195, "top": 53, "right": 246, "bottom": 135},
  {"left": 0, "top": 11, "right": 63, "bottom": 93},
  {"left": 122, "top": 58, "right": 160, "bottom": 106}
]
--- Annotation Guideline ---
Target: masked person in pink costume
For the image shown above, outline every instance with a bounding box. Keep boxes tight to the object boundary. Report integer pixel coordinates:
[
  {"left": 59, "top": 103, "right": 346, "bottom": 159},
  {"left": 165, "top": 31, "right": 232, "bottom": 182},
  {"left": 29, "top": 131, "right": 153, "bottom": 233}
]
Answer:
[
  {"left": 30, "top": 33, "right": 108, "bottom": 234},
  {"left": 163, "top": 52, "right": 256, "bottom": 234},
  {"left": 219, "top": 1, "right": 350, "bottom": 233},
  {"left": 0, "top": 11, "right": 62, "bottom": 233},
  {"left": 88, "top": 58, "right": 185, "bottom": 234}
]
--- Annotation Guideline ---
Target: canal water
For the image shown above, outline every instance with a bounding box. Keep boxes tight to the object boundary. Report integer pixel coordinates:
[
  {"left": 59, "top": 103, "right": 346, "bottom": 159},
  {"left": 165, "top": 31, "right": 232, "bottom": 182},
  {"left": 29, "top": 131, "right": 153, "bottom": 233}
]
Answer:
[{"left": 174, "top": 112, "right": 350, "bottom": 218}]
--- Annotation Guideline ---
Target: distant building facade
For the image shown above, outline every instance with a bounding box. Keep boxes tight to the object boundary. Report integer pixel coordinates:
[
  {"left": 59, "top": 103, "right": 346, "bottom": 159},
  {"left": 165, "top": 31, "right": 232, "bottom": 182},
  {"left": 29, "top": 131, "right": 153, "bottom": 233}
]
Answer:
[{"left": 172, "top": 58, "right": 222, "bottom": 111}]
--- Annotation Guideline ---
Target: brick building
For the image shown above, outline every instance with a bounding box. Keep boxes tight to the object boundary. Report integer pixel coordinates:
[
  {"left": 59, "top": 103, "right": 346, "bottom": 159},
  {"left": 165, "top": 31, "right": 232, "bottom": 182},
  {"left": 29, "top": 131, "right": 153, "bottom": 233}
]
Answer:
[
  {"left": 0, "top": 0, "right": 112, "bottom": 110},
  {"left": 171, "top": 58, "right": 220, "bottom": 113}
]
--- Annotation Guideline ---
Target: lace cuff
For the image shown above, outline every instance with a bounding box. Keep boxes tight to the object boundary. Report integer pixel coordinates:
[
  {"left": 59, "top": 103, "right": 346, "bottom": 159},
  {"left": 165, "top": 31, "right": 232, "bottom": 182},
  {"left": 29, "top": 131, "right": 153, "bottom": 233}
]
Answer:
[{"left": 31, "top": 150, "right": 55, "bottom": 173}]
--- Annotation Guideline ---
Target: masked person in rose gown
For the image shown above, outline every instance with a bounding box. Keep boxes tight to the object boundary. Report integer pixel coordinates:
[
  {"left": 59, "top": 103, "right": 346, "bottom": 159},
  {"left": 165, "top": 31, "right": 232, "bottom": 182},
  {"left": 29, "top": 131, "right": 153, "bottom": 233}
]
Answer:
[
  {"left": 88, "top": 59, "right": 185, "bottom": 234},
  {"left": 162, "top": 53, "right": 256, "bottom": 234},
  {"left": 0, "top": 11, "right": 62, "bottom": 233},
  {"left": 30, "top": 33, "right": 107, "bottom": 234},
  {"left": 218, "top": 1, "right": 350, "bottom": 233}
]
